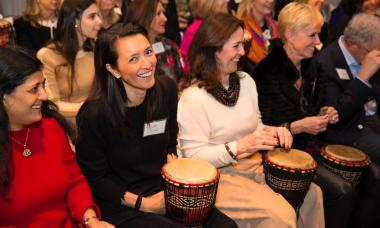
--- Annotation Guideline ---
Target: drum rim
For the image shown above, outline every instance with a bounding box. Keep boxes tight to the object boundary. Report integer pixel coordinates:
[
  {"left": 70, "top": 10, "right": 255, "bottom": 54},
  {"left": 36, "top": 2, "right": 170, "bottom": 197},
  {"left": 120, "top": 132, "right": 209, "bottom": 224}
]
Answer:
[
  {"left": 320, "top": 146, "right": 371, "bottom": 167},
  {"left": 263, "top": 157, "right": 317, "bottom": 173}
]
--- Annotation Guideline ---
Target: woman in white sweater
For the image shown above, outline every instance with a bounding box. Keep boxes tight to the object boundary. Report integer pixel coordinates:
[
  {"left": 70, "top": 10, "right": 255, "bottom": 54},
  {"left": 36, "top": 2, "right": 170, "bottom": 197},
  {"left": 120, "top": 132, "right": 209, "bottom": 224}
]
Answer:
[{"left": 178, "top": 13, "right": 324, "bottom": 228}]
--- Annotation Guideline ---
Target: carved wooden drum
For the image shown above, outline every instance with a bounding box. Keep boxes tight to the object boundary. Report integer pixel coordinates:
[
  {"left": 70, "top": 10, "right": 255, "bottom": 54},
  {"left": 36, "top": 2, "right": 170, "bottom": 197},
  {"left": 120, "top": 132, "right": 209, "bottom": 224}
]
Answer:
[
  {"left": 162, "top": 158, "right": 219, "bottom": 226},
  {"left": 263, "top": 148, "right": 317, "bottom": 209},
  {"left": 320, "top": 145, "right": 370, "bottom": 187}
]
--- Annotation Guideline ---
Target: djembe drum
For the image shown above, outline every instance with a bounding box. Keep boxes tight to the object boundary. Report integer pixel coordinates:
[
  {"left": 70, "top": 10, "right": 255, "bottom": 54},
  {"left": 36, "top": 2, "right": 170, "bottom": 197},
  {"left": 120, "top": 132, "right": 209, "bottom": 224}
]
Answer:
[
  {"left": 0, "top": 19, "right": 11, "bottom": 47},
  {"left": 320, "top": 145, "right": 371, "bottom": 187},
  {"left": 263, "top": 148, "right": 317, "bottom": 209},
  {"left": 161, "top": 158, "right": 219, "bottom": 227}
]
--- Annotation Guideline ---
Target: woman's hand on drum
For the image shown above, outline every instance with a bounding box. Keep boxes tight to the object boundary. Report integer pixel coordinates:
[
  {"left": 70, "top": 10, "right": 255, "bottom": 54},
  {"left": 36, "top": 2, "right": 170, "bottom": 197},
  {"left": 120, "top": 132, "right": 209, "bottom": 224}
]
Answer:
[
  {"left": 140, "top": 191, "right": 166, "bottom": 215},
  {"left": 236, "top": 130, "right": 278, "bottom": 154},
  {"left": 167, "top": 153, "right": 177, "bottom": 163},
  {"left": 292, "top": 116, "right": 329, "bottom": 135},
  {"left": 319, "top": 106, "right": 339, "bottom": 124},
  {"left": 264, "top": 126, "right": 292, "bottom": 149}
]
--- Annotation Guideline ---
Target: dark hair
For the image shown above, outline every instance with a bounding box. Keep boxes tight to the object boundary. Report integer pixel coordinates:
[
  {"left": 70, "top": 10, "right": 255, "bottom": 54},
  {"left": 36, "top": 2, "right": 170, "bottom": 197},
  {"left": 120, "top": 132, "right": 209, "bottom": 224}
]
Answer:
[
  {"left": 0, "top": 47, "right": 74, "bottom": 200},
  {"left": 85, "top": 22, "right": 162, "bottom": 134},
  {"left": 121, "top": 0, "right": 159, "bottom": 30},
  {"left": 187, "top": 12, "right": 244, "bottom": 89},
  {"left": 51, "top": 0, "right": 96, "bottom": 96},
  {"left": 340, "top": 0, "right": 363, "bottom": 16}
]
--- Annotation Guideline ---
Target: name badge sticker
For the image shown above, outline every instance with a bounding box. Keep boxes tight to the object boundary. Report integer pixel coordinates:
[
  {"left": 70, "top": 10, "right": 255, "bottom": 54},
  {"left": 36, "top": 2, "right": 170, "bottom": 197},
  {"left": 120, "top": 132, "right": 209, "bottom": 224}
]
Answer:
[
  {"left": 336, "top": 68, "right": 350, "bottom": 80},
  {"left": 152, "top": 42, "right": 165, "bottom": 54},
  {"left": 143, "top": 119, "right": 167, "bottom": 137}
]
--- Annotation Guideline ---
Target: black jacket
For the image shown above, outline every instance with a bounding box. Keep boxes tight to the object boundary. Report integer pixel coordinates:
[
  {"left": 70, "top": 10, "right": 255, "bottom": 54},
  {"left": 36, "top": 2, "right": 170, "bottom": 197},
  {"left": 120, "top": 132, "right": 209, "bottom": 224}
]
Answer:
[
  {"left": 253, "top": 39, "right": 326, "bottom": 150},
  {"left": 314, "top": 40, "right": 380, "bottom": 146}
]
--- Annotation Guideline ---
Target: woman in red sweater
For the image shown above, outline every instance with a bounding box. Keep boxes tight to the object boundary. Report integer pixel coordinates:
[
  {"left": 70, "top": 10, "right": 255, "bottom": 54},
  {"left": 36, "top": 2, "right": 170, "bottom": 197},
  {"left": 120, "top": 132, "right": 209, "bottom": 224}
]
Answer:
[{"left": 0, "top": 47, "right": 114, "bottom": 228}]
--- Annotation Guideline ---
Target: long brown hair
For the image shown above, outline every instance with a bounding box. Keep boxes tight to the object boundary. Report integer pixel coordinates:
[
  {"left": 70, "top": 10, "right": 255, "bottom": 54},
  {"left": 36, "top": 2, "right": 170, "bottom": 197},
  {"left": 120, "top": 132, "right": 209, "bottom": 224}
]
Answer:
[{"left": 186, "top": 13, "right": 244, "bottom": 89}]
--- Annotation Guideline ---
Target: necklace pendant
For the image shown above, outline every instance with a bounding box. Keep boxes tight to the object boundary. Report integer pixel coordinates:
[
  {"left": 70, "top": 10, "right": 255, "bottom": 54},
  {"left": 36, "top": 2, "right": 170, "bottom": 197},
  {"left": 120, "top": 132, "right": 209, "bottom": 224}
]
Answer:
[{"left": 23, "top": 147, "right": 31, "bottom": 157}]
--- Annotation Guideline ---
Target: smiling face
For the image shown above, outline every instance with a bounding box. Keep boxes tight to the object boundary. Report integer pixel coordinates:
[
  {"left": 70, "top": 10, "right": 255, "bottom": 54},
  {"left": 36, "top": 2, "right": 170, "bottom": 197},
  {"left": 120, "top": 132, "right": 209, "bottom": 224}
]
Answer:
[
  {"left": 3, "top": 71, "right": 47, "bottom": 130},
  {"left": 215, "top": 27, "right": 245, "bottom": 78},
  {"left": 149, "top": 2, "right": 167, "bottom": 38},
  {"left": 38, "top": 0, "right": 61, "bottom": 13},
  {"left": 251, "top": 0, "right": 275, "bottom": 18},
  {"left": 77, "top": 3, "right": 103, "bottom": 40},
  {"left": 361, "top": 0, "right": 379, "bottom": 15},
  {"left": 111, "top": 34, "right": 157, "bottom": 96},
  {"left": 285, "top": 23, "right": 321, "bottom": 62}
]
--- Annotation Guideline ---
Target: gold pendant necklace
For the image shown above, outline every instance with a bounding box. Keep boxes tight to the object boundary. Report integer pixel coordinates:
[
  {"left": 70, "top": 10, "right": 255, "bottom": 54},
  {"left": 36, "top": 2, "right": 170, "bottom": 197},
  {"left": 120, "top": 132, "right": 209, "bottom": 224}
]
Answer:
[{"left": 11, "top": 128, "right": 31, "bottom": 157}]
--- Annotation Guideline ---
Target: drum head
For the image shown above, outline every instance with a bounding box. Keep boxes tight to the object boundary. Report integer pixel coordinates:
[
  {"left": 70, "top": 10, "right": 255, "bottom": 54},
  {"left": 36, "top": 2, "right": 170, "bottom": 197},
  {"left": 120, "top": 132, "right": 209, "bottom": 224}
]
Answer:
[
  {"left": 163, "top": 158, "right": 217, "bottom": 184},
  {"left": 267, "top": 148, "right": 316, "bottom": 169},
  {"left": 325, "top": 145, "right": 367, "bottom": 162}
]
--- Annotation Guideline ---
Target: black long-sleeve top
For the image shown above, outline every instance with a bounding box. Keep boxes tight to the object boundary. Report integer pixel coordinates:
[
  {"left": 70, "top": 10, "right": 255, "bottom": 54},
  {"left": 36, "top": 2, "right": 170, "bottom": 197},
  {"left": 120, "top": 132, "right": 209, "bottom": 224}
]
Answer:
[
  {"left": 75, "top": 76, "right": 178, "bottom": 221},
  {"left": 13, "top": 17, "right": 54, "bottom": 52},
  {"left": 253, "top": 40, "right": 326, "bottom": 150}
]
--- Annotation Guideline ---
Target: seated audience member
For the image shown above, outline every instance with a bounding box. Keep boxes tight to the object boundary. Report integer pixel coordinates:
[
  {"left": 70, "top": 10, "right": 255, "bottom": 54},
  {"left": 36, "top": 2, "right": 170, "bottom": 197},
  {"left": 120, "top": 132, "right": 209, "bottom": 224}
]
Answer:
[
  {"left": 253, "top": 3, "right": 376, "bottom": 228},
  {"left": 253, "top": 3, "right": 357, "bottom": 227},
  {"left": 0, "top": 47, "right": 113, "bottom": 228},
  {"left": 180, "top": 0, "right": 229, "bottom": 74},
  {"left": 315, "top": 13, "right": 380, "bottom": 165},
  {"left": 123, "top": 0, "right": 184, "bottom": 84},
  {"left": 14, "top": 0, "right": 60, "bottom": 52},
  {"left": 37, "top": 0, "right": 103, "bottom": 127},
  {"left": 75, "top": 22, "right": 237, "bottom": 227},
  {"left": 329, "top": 0, "right": 379, "bottom": 42},
  {"left": 236, "top": 0, "right": 280, "bottom": 72},
  {"left": 178, "top": 12, "right": 324, "bottom": 228},
  {"left": 96, "top": 0, "right": 120, "bottom": 29},
  {"left": 315, "top": 13, "right": 380, "bottom": 228}
]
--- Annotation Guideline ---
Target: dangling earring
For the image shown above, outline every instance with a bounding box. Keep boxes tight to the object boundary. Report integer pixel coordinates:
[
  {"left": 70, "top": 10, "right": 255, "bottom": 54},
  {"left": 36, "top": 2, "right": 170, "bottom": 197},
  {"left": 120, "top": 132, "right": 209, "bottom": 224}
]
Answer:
[{"left": 74, "top": 24, "right": 79, "bottom": 28}]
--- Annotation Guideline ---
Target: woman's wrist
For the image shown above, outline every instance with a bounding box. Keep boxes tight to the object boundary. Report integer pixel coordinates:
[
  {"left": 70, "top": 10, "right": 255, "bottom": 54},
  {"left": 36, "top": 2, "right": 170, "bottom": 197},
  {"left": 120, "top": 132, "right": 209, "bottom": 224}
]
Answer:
[{"left": 123, "top": 192, "right": 142, "bottom": 209}]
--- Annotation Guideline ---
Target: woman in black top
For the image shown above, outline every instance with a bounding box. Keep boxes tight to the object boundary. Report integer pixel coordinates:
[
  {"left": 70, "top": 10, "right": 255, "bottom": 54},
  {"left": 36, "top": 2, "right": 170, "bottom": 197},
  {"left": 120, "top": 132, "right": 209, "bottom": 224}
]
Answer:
[
  {"left": 76, "top": 22, "right": 236, "bottom": 228},
  {"left": 14, "top": 0, "right": 60, "bottom": 52}
]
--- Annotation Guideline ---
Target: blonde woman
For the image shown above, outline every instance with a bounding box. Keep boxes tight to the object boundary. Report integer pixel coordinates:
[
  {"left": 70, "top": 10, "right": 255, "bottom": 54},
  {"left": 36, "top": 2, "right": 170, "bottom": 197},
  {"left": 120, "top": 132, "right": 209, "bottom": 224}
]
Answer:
[
  {"left": 96, "top": 0, "right": 120, "bottom": 29},
  {"left": 14, "top": 0, "right": 61, "bottom": 52},
  {"left": 236, "top": 0, "right": 279, "bottom": 68}
]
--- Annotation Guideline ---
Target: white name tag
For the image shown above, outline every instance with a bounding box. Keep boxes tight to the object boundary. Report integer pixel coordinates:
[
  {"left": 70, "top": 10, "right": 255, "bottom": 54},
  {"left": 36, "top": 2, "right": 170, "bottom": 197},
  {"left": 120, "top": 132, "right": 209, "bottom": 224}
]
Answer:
[
  {"left": 152, "top": 42, "right": 165, "bottom": 54},
  {"left": 336, "top": 68, "right": 350, "bottom": 80},
  {"left": 143, "top": 119, "right": 167, "bottom": 137}
]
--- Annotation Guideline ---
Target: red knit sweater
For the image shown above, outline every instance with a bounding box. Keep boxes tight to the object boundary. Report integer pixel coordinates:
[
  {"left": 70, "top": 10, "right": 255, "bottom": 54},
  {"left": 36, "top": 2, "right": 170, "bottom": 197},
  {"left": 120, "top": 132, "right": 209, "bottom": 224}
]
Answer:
[{"left": 0, "top": 118, "right": 98, "bottom": 227}]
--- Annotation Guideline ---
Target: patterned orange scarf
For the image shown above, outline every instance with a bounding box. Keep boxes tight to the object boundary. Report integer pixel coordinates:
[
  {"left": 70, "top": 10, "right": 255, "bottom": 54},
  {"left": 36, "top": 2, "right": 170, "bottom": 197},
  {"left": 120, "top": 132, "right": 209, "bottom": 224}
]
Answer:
[{"left": 243, "top": 14, "right": 280, "bottom": 64}]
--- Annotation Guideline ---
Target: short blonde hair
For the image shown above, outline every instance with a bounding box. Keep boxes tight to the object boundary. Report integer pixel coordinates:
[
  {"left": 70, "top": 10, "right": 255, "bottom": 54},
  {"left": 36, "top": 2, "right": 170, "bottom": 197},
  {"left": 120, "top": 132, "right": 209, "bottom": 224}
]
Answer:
[
  {"left": 190, "top": 0, "right": 223, "bottom": 19},
  {"left": 278, "top": 2, "right": 323, "bottom": 40}
]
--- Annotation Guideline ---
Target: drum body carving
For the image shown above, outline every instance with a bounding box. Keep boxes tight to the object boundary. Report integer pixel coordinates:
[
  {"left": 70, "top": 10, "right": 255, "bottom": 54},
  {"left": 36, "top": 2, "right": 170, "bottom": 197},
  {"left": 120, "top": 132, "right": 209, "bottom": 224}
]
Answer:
[
  {"left": 320, "top": 145, "right": 370, "bottom": 187},
  {"left": 161, "top": 158, "right": 219, "bottom": 226},
  {"left": 0, "top": 19, "right": 11, "bottom": 47},
  {"left": 263, "top": 148, "right": 317, "bottom": 209}
]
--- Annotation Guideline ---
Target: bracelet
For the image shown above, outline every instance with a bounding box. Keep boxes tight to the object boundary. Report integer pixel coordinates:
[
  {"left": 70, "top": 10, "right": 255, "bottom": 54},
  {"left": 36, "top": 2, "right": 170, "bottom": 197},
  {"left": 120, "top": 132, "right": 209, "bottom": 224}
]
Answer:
[
  {"left": 224, "top": 142, "right": 236, "bottom": 160},
  {"left": 135, "top": 195, "right": 143, "bottom": 210},
  {"left": 84, "top": 215, "right": 98, "bottom": 227}
]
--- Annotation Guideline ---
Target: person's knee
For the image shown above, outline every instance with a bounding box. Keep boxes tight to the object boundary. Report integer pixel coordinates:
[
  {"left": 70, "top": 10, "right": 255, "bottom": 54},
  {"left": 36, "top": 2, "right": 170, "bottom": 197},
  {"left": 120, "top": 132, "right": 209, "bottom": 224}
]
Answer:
[{"left": 264, "top": 198, "right": 296, "bottom": 227}]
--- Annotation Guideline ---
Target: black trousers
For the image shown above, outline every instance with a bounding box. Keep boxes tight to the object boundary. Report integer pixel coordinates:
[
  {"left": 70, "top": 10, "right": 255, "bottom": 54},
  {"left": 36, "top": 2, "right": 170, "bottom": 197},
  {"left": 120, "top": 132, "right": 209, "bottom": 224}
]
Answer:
[
  {"left": 314, "top": 156, "right": 380, "bottom": 228},
  {"left": 107, "top": 207, "right": 237, "bottom": 228}
]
